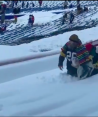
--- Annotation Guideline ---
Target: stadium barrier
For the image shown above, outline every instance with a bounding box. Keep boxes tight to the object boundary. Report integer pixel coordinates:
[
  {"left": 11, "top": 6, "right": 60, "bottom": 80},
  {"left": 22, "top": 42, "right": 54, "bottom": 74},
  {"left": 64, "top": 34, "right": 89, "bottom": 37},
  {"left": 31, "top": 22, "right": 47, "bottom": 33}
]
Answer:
[
  {"left": 0, "top": 39, "right": 98, "bottom": 66},
  {"left": 0, "top": 49, "right": 60, "bottom": 66}
]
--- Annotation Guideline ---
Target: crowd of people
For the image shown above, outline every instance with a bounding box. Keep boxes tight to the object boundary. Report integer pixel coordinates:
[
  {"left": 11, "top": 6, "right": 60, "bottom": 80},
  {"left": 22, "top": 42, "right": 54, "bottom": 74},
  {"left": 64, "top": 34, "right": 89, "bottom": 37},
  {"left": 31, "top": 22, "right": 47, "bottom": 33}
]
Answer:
[
  {"left": 0, "top": 1, "right": 37, "bottom": 33},
  {"left": 28, "top": 14, "right": 34, "bottom": 26},
  {"left": 5, "top": 0, "right": 42, "bottom": 10},
  {"left": 0, "top": 0, "right": 89, "bottom": 33},
  {"left": 62, "top": 0, "right": 88, "bottom": 25}
]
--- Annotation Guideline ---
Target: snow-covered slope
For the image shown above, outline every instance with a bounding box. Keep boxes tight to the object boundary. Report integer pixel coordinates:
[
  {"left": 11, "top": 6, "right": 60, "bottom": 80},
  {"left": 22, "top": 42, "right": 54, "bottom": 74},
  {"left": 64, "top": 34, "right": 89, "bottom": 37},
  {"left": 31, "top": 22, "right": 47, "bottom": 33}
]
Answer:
[
  {"left": 0, "top": 54, "right": 59, "bottom": 83},
  {"left": 0, "top": 64, "right": 98, "bottom": 116},
  {"left": 7, "top": 11, "right": 62, "bottom": 30},
  {"left": 0, "top": 6, "right": 98, "bottom": 116},
  {"left": 0, "top": 26, "right": 98, "bottom": 61},
  {"left": 0, "top": 30, "right": 98, "bottom": 116},
  {"left": 6, "top": 6, "right": 98, "bottom": 31}
]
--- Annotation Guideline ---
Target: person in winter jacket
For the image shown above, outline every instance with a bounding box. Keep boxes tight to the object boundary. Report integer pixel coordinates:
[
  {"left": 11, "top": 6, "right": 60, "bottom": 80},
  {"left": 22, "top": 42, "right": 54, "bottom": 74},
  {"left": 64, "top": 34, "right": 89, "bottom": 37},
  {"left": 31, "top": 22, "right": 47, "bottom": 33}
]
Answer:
[
  {"left": 77, "top": 3, "right": 81, "bottom": 10},
  {"left": 32, "top": 15, "right": 34, "bottom": 24},
  {"left": 58, "top": 34, "right": 94, "bottom": 79},
  {"left": 64, "top": 1, "right": 68, "bottom": 9},
  {"left": 28, "top": 15, "right": 34, "bottom": 26},
  {"left": 1, "top": 4, "right": 6, "bottom": 11},
  {"left": 14, "top": 1, "right": 18, "bottom": 6},
  {"left": 77, "top": 3, "right": 83, "bottom": 15},
  {"left": 69, "top": 3, "right": 73, "bottom": 8},
  {"left": 85, "top": 43, "right": 98, "bottom": 75},
  {"left": 31, "top": 2, "right": 35, "bottom": 7},
  {"left": 0, "top": 4, "right": 6, "bottom": 23},
  {"left": 0, "top": 22, "right": 6, "bottom": 33},
  {"left": 28, "top": 15, "right": 32, "bottom": 24},
  {"left": 14, "top": 15, "right": 17, "bottom": 24},
  {"left": 75, "top": 44, "right": 94, "bottom": 79},
  {"left": 62, "top": 12, "right": 67, "bottom": 25},
  {"left": 38, "top": 0, "right": 42, "bottom": 7},
  {"left": 22, "top": 1, "right": 25, "bottom": 8},
  {"left": 58, "top": 34, "right": 82, "bottom": 77},
  {"left": 69, "top": 11, "right": 74, "bottom": 23},
  {"left": 13, "top": 6, "right": 20, "bottom": 14},
  {"left": 26, "top": 2, "right": 29, "bottom": 8},
  {"left": 84, "top": 6, "right": 88, "bottom": 12}
]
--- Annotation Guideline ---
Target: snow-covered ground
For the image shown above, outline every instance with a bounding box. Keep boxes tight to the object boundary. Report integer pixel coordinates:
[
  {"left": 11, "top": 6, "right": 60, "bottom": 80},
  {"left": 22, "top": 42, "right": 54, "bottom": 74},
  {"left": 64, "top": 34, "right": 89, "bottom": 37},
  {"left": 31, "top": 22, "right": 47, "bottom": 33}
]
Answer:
[
  {"left": 0, "top": 7, "right": 98, "bottom": 116},
  {"left": 86, "top": 11, "right": 98, "bottom": 20},
  {"left": 0, "top": 58, "right": 98, "bottom": 116},
  {"left": 7, "top": 8, "right": 76, "bottom": 15},
  {"left": 0, "top": 26, "right": 98, "bottom": 61}
]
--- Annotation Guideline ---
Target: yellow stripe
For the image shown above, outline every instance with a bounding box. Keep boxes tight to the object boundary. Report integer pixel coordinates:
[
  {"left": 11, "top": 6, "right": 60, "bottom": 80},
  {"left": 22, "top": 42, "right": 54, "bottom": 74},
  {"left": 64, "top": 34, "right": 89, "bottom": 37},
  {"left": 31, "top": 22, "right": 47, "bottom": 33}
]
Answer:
[
  {"left": 88, "top": 55, "right": 93, "bottom": 60},
  {"left": 77, "top": 51, "right": 88, "bottom": 58},
  {"left": 60, "top": 51, "right": 66, "bottom": 57}
]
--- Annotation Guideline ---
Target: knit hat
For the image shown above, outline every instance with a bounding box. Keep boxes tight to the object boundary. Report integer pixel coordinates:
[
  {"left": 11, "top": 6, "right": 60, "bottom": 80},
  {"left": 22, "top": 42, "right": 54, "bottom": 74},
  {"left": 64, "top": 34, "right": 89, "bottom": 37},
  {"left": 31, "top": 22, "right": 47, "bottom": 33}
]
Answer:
[
  {"left": 85, "top": 43, "right": 93, "bottom": 52},
  {"left": 69, "top": 34, "right": 81, "bottom": 44}
]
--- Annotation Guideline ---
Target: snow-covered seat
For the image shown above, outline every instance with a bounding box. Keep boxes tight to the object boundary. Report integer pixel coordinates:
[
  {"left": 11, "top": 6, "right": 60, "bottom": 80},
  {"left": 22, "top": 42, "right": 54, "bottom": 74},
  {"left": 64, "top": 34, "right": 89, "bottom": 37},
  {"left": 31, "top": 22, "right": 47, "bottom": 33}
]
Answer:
[
  {"left": 0, "top": 5, "right": 98, "bottom": 45},
  {"left": 5, "top": 1, "right": 98, "bottom": 14}
]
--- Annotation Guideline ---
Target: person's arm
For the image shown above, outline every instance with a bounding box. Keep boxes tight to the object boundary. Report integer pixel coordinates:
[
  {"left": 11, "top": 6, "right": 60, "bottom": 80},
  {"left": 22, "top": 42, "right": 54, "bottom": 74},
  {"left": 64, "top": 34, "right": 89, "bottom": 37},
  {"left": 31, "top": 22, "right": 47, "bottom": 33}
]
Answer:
[{"left": 58, "top": 44, "right": 67, "bottom": 70}]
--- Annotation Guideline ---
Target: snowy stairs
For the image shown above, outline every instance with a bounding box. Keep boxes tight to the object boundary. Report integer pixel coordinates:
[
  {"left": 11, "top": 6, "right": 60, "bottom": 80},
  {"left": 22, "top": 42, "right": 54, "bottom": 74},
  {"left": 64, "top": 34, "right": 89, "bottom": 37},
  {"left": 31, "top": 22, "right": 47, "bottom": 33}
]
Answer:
[
  {"left": 6, "top": 1, "right": 98, "bottom": 13},
  {"left": 0, "top": 7, "right": 98, "bottom": 44}
]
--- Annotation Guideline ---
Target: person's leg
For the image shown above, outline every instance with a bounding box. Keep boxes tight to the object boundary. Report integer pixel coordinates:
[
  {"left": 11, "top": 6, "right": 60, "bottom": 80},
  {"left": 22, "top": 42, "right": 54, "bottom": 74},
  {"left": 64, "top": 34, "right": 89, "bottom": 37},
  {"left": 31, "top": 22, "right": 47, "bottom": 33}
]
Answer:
[
  {"left": 77, "top": 61, "right": 94, "bottom": 79},
  {"left": 67, "top": 66, "right": 77, "bottom": 77},
  {"left": 91, "top": 69, "right": 98, "bottom": 76}
]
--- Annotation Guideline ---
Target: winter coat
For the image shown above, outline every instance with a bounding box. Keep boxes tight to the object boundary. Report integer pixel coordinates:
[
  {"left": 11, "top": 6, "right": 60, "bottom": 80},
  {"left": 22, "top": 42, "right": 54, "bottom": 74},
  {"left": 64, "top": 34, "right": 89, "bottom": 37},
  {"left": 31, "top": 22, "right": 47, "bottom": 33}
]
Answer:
[
  {"left": 0, "top": 23, "right": 6, "bottom": 32},
  {"left": 85, "top": 43, "right": 98, "bottom": 68}
]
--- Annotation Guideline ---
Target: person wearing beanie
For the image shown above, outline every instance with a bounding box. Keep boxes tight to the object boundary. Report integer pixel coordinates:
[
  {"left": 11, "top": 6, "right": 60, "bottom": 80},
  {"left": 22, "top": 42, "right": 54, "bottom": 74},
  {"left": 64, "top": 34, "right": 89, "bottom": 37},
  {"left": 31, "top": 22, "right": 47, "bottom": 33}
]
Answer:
[
  {"left": 58, "top": 34, "right": 95, "bottom": 79},
  {"left": 69, "top": 34, "right": 95, "bottom": 79},
  {"left": 58, "top": 34, "right": 82, "bottom": 77},
  {"left": 85, "top": 43, "right": 93, "bottom": 52},
  {"left": 85, "top": 43, "right": 98, "bottom": 59}
]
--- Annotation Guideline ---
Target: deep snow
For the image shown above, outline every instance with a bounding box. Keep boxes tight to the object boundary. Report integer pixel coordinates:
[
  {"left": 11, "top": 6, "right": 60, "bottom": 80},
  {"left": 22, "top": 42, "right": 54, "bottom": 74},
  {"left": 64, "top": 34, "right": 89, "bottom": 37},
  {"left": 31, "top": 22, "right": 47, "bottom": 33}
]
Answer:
[
  {"left": 0, "top": 66, "right": 98, "bottom": 116},
  {"left": 0, "top": 5, "right": 98, "bottom": 116}
]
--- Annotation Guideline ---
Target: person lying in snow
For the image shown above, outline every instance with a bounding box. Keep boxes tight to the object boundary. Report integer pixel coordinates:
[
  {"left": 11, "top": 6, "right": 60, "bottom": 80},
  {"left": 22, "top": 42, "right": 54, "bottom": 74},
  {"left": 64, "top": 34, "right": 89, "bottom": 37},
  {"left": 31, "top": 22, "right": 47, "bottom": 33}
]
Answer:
[{"left": 58, "top": 34, "right": 95, "bottom": 79}]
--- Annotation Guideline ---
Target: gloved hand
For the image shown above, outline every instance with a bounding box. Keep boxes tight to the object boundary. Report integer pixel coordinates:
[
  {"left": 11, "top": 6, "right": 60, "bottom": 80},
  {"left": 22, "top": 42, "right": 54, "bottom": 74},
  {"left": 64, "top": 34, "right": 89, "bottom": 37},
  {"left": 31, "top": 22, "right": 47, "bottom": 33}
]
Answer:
[
  {"left": 86, "top": 55, "right": 93, "bottom": 61},
  {"left": 89, "top": 55, "right": 93, "bottom": 60},
  {"left": 93, "top": 62, "right": 98, "bottom": 69},
  {"left": 58, "top": 55, "right": 65, "bottom": 70}
]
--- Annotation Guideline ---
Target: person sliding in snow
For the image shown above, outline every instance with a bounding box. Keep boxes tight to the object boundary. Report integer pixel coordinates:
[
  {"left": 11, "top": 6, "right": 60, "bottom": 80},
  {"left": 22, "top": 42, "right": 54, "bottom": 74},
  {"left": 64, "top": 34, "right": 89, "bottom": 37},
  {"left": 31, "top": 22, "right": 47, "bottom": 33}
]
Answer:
[
  {"left": 58, "top": 34, "right": 94, "bottom": 79},
  {"left": 58, "top": 34, "right": 82, "bottom": 77},
  {"left": 85, "top": 43, "right": 98, "bottom": 75}
]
